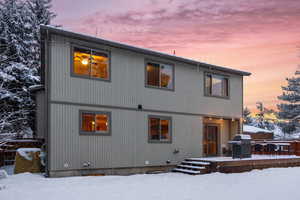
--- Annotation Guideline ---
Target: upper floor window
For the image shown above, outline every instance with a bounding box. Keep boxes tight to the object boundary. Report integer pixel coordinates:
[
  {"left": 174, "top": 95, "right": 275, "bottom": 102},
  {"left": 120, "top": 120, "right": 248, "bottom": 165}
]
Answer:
[
  {"left": 72, "top": 46, "right": 110, "bottom": 81},
  {"left": 148, "top": 115, "right": 172, "bottom": 143},
  {"left": 146, "top": 61, "right": 174, "bottom": 90},
  {"left": 80, "top": 111, "right": 111, "bottom": 135},
  {"left": 205, "top": 73, "right": 229, "bottom": 98}
]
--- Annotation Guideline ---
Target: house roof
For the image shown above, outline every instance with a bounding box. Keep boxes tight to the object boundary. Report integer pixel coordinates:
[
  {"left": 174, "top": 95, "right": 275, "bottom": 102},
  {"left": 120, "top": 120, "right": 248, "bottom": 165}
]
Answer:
[
  {"left": 40, "top": 25, "right": 251, "bottom": 76},
  {"left": 243, "top": 125, "right": 272, "bottom": 134}
]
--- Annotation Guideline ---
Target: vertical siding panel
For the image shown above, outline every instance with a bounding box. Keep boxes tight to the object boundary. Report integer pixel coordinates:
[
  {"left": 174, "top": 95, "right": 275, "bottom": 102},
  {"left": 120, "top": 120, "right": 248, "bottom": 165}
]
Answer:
[
  {"left": 50, "top": 35, "right": 243, "bottom": 118},
  {"left": 48, "top": 34, "right": 242, "bottom": 172}
]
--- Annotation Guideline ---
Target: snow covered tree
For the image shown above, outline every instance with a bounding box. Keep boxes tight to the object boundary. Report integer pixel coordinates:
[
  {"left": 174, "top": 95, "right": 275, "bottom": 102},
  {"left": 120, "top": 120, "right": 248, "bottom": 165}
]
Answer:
[
  {"left": 243, "top": 102, "right": 275, "bottom": 131},
  {"left": 25, "top": 0, "right": 56, "bottom": 70},
  {"left": 277, "top": 71, "right": 300, "bottom": 135},
  {"left": 0, "top": 0, "right": 55, "bottom": 138},
  {"left": 243, "top": 107, "right": 253, "bottom": 125}
]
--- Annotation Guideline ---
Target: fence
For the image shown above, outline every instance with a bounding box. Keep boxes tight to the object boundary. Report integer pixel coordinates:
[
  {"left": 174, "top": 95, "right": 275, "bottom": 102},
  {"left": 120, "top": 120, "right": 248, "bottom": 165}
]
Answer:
[{"left": 0, "top": 139, "right": 44, "bottom": 167}]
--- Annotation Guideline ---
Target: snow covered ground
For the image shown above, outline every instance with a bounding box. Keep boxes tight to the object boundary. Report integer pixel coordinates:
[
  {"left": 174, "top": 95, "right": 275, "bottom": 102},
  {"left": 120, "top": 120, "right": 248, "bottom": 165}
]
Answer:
[
  {"left": 0, "top": 165, "right": 14, "bottom": 175},
  {"left": 1, "top": 168, "right": 300, "bottom": 200}
]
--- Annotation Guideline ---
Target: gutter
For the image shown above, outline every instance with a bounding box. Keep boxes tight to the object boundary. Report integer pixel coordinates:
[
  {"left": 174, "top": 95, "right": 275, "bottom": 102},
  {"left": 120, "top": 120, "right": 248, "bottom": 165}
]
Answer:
[{"left": 40, "top": 25, "right": 251, "bottom": 77}]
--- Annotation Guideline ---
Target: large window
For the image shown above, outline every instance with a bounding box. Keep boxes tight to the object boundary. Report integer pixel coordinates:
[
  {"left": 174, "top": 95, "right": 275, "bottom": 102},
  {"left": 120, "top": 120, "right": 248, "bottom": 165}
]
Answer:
[
  {"left": 205, "top": 73, "right": 229, "bottom": 97},
  {"left": 80, "top": 111, "right": 111, "bottom": 135},
  {"left": 148, "top": 116, "right": 172, "bottom": 143},
  {"left": 146, "top": 61, "right": 174, "bottom": 90},
  {"left": 72, "top": 46, "right": 110, "bottom": 80}
]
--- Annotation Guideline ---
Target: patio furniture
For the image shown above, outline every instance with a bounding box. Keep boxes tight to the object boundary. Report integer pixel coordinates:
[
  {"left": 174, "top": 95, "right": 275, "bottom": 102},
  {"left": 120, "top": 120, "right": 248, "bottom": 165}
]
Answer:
[
  {"left": 229, "top": 134, "right": 252, "bottom": 159},
  {"left": 254, "top": 144, "right": 264, "bottom": 154},
  {"left": 275, "top": 143, "right": 291, "bottom": 155},
  {"left": 266, "top": 143, "right": 277, "bottom": 155}
]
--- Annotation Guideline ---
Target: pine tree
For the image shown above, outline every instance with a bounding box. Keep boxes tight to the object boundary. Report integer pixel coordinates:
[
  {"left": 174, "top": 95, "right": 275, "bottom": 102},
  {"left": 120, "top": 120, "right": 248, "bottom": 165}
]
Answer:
[
  {"left": 277, "top": 71, "right": 300, "bottom": 135},
  {"left": 243, "top": 107, "right": 253, "bottom": 125},
  {"left": 26, "top": 0, "right": 56, "bottom": 69},
  {"left": 0, "top": 0, "right": 55, "bottom": 139},
  {"left": 244, "top": 102, "right": 275, "bottom": 131}
]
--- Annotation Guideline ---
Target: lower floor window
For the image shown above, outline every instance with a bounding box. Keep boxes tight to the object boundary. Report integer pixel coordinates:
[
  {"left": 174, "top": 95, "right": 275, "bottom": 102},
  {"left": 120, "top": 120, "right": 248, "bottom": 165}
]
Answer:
[
  {"left": 80, "top": 111, "right": 111, "bottom": 135},
  {"left": 148, "top": 116, "right": 172, "bottom": 143}
]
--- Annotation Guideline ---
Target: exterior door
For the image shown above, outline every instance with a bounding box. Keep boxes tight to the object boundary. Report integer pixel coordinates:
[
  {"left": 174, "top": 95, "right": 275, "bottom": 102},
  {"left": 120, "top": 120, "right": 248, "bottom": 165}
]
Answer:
[{"left": 203, "top": 124, "right": 219, "bottom": 156}]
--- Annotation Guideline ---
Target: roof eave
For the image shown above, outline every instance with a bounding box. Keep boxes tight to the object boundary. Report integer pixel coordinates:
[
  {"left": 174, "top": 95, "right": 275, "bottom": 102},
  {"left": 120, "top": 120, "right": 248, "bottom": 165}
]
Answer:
[{"left": 40, "top": 25, "right": 251, "bottom": 76}]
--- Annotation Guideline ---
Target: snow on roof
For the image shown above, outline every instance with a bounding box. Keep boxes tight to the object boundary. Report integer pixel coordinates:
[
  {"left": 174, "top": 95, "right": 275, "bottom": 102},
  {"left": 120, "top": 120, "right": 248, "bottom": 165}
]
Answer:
[
  {"left": 243, "top": 125, "right": 272, "bottom": 133},
  {"left": 237, "top": 134, "right": 252, "bottom": 139}
]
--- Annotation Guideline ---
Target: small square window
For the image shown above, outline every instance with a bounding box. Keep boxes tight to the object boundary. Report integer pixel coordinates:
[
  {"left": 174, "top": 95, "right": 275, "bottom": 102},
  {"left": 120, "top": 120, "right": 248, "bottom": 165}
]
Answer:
[
  {"left": 72, "top": 46, "right": 110, "bottom": 81},
  {"left": 146, "top": 61, "right": 174, "bottom": 90},
  {"left": 205, "top": 73, "right": 229, "bottom": 98},
  {"left": 80, "top": 111, "right": 111, "bottom": 135},
  {"left": 148, "top": 116, "right": 172, "bottom": 143}
]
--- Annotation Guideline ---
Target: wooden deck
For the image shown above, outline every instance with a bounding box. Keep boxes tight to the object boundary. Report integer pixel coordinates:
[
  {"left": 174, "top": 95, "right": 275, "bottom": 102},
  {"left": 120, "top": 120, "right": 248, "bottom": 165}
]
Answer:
[
  {"left": 173, "top": 155, "right": 300, "bottom": 174},
  {"left": 191, "top": 155, "right": 300, "bottom": 173}
]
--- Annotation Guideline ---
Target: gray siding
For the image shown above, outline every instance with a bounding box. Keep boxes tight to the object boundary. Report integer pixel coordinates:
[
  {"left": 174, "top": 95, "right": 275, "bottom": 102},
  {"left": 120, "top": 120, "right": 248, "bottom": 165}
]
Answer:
[
  {"left": 49, "top": 103, "right": 202, "bottom": 171},
  {"left": 50, "top": 35, "right": 243, "bottom": 118},
  {"left": 35, "top": 90, "right": 46, "bottom": 139},
  {"left": 47, "top": 34, "right": 243, "bottom": 172}
]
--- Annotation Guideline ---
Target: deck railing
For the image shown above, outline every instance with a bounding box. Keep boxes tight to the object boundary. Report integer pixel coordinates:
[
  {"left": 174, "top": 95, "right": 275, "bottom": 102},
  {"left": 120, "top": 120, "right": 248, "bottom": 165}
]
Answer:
[{"left": 252, "top": 140, "right": 300, "bottom": 156}]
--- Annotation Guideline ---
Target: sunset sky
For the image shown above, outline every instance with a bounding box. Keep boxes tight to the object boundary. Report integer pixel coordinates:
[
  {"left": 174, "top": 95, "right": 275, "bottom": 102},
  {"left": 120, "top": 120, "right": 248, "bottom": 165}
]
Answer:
[{"left": 51, "top": 0, "right": 300, "bottom": 111}]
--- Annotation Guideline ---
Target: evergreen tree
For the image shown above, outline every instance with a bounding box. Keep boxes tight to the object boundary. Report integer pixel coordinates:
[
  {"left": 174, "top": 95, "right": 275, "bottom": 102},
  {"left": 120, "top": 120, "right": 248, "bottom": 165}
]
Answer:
[
  {"left": 0, "top": 0, "right": 55, "bottom": 138},
  {"left": 243, "top": 102, "right": 275, "bottom": 131},
  {"left": 243, "top": 107, "right": 253, "bottom": 125},
  {"left": 26, "top": 0, "right": 56, "bottom": 69},
  {"left": 277, "top": 71, "right": 300, "bottom": 135}
]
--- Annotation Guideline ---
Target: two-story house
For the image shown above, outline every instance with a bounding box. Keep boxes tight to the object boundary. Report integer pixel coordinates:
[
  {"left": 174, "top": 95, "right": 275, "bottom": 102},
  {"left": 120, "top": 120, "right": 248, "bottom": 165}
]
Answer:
[{"left": 34, "top": 25, "right": 251, "bottom": 177}]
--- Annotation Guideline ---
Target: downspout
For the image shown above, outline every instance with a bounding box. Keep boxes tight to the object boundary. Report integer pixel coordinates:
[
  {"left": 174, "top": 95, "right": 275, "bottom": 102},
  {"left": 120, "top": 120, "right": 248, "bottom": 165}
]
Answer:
[{"left": 43, "top": 28, "right": 51, "bottom": 177}]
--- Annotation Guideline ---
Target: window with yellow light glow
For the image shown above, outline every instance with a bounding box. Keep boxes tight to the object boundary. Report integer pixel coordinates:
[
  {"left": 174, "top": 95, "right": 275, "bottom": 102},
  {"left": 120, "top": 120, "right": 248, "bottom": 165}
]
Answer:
[
  {"left": 73, "top": 46, "right": 109, "bottom": 80},
  {"left": 148, "top": 116, "right": 172, "bottom": 143},
  {"left": 146, "top": 61, "right": 174, "bottom": 90},
  {"left": 80, "top": 111, "right": 111, "bottom": 135}
]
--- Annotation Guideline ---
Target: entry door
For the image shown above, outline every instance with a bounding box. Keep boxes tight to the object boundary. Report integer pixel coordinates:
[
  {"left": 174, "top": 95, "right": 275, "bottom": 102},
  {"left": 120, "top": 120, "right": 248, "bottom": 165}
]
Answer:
[{"left": 203, "top": 125, "right": 219, "bottom": 156}]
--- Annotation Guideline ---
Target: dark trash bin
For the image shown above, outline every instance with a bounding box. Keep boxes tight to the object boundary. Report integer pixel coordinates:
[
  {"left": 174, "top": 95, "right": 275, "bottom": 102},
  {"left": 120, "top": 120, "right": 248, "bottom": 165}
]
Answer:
[{"left": 228, "top": 134, "right": 252, "bottom": 159}]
